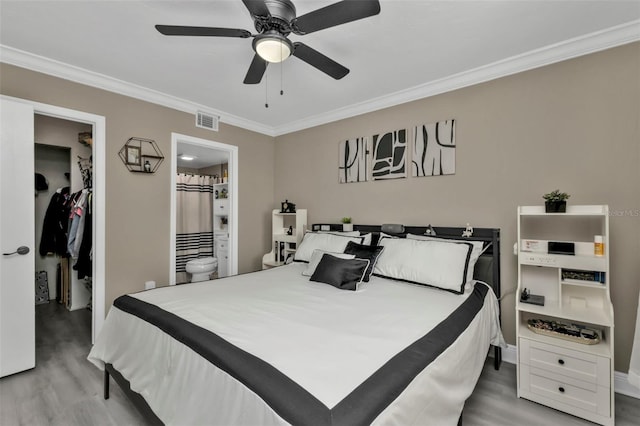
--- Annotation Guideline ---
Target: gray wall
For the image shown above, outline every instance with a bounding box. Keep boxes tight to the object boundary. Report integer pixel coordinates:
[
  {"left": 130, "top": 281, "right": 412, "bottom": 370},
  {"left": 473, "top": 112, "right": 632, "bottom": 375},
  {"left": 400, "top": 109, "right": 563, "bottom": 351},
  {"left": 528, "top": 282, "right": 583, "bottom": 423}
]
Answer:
[{"left": 273, "top": 43, "right": 640, "bottom": 372}]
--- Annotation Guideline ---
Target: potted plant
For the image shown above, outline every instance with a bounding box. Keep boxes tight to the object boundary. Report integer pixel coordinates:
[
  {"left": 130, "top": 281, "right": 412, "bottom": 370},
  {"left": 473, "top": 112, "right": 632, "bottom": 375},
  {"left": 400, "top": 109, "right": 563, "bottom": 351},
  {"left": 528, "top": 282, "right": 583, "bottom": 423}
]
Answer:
[
  {"left": 341, "top": 217, "right": 353, "bottom": 232},
  {"left": 543, "top": 189, "right": 570, "bottom": 213}
]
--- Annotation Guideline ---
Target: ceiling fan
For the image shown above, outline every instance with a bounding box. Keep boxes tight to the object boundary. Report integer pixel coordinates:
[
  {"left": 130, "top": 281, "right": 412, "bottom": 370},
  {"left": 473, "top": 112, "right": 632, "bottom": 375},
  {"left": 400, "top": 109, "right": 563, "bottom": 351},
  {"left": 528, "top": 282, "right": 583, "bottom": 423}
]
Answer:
[{"left": 155, "top": 0, "right": 381, "bottom": 84}]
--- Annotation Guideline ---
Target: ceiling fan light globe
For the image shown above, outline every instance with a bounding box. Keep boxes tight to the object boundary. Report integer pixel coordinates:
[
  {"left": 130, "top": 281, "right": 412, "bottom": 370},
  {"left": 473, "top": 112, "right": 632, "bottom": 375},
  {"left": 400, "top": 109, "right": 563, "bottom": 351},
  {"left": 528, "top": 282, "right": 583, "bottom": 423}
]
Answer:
[{"left": 254, "top": 33, "right": 292, "bottom": 63}]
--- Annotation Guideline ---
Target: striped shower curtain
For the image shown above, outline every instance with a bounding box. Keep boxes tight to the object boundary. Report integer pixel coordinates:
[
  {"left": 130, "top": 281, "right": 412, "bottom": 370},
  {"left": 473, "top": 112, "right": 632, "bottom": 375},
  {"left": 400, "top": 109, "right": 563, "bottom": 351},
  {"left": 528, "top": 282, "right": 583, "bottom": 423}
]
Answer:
[{"left": 176, "top": 174, "right": 214, "bottom": 284}]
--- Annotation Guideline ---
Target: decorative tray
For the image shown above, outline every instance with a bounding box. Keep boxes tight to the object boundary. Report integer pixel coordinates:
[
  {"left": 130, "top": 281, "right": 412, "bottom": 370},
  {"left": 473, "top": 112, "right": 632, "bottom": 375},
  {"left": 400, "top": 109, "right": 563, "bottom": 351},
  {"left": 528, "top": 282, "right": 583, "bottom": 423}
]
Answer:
[{"left": 527, "top": 319, "right": 600, "bottom": 345}]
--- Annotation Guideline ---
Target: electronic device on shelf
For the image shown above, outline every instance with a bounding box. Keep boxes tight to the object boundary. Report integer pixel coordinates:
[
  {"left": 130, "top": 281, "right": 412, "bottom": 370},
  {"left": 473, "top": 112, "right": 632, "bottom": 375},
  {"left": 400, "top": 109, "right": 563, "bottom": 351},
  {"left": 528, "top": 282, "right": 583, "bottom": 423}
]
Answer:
[
  {"left": 548, "top": 241, "right": 575, "bottom": 255},
  {"left": 527, "top": 319, "right": 600, "bottom": 345},
  {"left": 520, "top": 288, "right": 545, "bottom": 306}
]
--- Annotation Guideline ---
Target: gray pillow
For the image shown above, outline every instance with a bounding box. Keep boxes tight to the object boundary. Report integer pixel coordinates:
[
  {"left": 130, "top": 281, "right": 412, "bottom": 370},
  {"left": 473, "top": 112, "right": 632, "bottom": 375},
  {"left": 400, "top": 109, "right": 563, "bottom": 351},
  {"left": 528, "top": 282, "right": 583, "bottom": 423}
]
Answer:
[
  {"left": 302, "top": 250, "right": 355, "bottom": 276},
  {"left": 343, "top": 241, "right": 384, "bottom": 282},
  {"left": 309, "top": 255, "right": 369, "bottom": 291}
]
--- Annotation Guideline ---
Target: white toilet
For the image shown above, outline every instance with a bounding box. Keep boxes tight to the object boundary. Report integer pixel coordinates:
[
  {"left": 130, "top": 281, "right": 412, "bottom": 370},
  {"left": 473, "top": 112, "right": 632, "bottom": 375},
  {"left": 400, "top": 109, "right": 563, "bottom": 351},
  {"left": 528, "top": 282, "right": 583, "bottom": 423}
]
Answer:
[{"left": 185, "top": 257, "right": 218, "bottom": 283}]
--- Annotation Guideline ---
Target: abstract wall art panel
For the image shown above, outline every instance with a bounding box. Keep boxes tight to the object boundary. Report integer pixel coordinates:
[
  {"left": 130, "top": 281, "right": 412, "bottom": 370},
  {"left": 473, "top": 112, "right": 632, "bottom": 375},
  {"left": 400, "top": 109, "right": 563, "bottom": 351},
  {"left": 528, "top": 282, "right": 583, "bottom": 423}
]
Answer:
[
  {"left": 411, "top": 119, "right": 456, "bottom": 177},
  {"left": 371, "top": 129, "right": 407, "bottom": 181},
  {"left": 338, "top": 137, "right": 370, "bottom": 183}
]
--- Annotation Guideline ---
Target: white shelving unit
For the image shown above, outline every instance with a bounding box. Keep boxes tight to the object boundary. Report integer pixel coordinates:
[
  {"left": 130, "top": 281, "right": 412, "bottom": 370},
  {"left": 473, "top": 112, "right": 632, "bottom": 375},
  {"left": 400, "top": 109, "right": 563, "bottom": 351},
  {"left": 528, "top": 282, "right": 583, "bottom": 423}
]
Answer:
[
  {"left": 262, "top": 209, "right": 307, "bottom": 269},
  {"left": 213, "top": 183, "right": 229, "bottom": 232},
  {"left": 516, "top": 205, "right": 614, "bottom": 426},
  {"left": 213, "top": 182, "right": 229, "bottom": 277}
]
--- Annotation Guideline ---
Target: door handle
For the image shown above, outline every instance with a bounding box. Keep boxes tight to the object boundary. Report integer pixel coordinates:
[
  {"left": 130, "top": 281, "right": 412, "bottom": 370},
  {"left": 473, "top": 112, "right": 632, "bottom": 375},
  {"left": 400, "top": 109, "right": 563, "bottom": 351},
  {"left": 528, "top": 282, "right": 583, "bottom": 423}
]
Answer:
[{"left": 3, "top": 246, "right": 30, "bottom": 256}]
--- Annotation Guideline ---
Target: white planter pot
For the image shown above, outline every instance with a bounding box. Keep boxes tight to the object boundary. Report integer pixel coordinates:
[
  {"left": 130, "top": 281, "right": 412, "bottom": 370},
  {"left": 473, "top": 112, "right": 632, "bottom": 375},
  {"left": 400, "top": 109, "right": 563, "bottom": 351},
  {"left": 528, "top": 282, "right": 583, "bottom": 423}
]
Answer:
[{"left": 342, "top": 223, "right": 353, "bottom": 232}]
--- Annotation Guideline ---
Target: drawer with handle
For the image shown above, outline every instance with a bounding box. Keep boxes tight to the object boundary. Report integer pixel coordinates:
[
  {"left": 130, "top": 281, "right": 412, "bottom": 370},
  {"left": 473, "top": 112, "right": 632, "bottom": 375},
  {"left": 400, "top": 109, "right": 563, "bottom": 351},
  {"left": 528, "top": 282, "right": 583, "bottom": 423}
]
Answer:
[
  {"left": 519, "top": 338, "right": 609, "bottom": 387},
  {"left": 215, "top": 199, "right": 229, "bottom": 214},
  {"left": 521, "top": 364, "right": 610, "bottom": 417}
]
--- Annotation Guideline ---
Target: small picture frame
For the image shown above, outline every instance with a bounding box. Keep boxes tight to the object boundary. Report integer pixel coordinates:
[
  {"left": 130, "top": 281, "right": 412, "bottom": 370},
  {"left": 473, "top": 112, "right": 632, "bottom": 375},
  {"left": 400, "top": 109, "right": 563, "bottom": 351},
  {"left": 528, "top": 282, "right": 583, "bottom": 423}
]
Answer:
[{"left": 126, "top": 145, "right": 141, "bottom": 165}]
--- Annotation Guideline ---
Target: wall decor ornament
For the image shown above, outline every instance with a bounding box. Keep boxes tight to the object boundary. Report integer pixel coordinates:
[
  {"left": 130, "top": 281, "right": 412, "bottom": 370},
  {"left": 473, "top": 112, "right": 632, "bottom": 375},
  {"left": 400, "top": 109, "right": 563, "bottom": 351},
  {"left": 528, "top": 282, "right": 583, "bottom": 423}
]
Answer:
[
  {"left": 118, "top": 137, "right": 164, "bottom": 173},
  {"left": 371, "top": 129, "right": 407, "bottom": 180},
  {"left": 339, "top": 137, "right": 370, "bottom": 183},
  {"left": 280, "top": 199, "right": 296, "bottom": 213},
  {"left": 411, "top": 119, "right": 456, "bottom": 177}
]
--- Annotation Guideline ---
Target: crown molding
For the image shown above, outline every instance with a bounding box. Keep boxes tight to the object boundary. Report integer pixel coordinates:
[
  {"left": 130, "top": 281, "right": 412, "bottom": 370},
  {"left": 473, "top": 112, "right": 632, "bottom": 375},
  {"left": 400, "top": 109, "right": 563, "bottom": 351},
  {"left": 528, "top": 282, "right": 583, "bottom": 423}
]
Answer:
[
  {"left": 1, "top": 19, "right": 638, "bottom": 138},
  {"left": 0, "top": 45, "right": 276, "bottom": 137},
  {"left": 273, "top": 19, "right": 640, "bottom": 136}
]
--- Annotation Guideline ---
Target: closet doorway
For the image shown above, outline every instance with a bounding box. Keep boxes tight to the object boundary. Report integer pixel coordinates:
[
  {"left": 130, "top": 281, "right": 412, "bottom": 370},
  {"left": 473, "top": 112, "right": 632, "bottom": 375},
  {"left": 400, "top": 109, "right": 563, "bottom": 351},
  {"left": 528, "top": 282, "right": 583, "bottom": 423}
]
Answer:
[
  {"left": 169, "top": 133, "right": 238, "bottom": 285},
  {"left": 34, "top": 115, "right": 94, "bottom": 347},
  {"left": 0, "top": 95, "right": 106, "bottom": 369}
]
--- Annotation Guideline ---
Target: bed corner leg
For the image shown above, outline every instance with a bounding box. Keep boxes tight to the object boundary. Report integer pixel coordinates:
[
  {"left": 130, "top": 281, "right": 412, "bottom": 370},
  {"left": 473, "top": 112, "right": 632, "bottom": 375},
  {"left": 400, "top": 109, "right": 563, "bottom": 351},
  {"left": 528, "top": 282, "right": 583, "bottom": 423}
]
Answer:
[
  {"left": 104, "top": 367, "right": 110, "bottom": 400},
  {"left": 494, "top": 346, "right": 502, "bottom": 370}
]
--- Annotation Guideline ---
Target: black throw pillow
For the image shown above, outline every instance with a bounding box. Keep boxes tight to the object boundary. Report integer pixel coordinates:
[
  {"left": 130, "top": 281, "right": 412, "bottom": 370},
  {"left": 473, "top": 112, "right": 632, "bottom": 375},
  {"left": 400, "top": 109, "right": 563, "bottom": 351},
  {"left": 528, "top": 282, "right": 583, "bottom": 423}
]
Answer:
[
  {"left": 309, "top": 255, "right": 369, "bottom": 291},
  {"left": 343, "top": 241, "right": 384, "bottom": 282}
]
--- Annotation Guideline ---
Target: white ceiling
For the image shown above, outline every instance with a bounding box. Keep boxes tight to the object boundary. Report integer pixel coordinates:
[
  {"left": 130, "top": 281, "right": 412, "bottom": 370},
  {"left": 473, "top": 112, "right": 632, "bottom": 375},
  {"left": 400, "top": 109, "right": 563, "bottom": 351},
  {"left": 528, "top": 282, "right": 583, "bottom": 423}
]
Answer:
[
  {"left": 1, "top": 1, "right": 639, "bottom": 136},
  {"left": 177, "top": 141, "right": 229, "bottom": 169}
]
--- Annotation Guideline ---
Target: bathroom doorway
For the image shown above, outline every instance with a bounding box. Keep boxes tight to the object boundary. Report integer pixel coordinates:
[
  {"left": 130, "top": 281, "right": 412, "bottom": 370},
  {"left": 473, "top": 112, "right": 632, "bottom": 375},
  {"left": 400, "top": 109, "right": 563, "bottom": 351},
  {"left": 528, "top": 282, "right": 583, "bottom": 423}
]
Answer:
[{"left": 169, "top": 133, "right": 238, "bottom": 285}]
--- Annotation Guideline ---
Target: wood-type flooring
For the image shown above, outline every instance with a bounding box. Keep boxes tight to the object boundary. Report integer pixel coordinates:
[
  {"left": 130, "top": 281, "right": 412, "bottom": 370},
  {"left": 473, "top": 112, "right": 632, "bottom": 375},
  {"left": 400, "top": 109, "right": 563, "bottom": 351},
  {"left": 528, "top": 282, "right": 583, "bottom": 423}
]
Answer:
[{"left": 1, "top": 302, "right": 638, "bottom": 425}]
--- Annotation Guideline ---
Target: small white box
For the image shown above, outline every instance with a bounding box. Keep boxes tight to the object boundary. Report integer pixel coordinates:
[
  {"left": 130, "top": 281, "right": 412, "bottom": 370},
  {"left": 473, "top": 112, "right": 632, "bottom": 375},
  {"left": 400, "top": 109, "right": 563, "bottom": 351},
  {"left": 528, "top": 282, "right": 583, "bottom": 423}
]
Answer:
[{"left": 521, "top": 239, "right": 547, "bottom": 253}]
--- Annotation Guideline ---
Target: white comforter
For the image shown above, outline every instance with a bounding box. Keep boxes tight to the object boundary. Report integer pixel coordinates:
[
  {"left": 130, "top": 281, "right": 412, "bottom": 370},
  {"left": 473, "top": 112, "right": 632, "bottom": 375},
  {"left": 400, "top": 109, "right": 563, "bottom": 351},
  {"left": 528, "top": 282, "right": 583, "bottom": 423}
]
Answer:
[{"left": 89, "top": 263, "right": 504, "bottom": 425}]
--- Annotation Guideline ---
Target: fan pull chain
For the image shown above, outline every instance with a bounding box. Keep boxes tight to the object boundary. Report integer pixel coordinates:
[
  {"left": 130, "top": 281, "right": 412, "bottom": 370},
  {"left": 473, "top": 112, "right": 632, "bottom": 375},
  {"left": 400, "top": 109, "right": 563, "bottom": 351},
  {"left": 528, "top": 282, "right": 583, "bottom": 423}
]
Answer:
[
  {"left": 280, "top": 44, "right": 284, "bottom": 96},
  {"left": 265, "top": 70, "right": 269, "bottom": 108}
]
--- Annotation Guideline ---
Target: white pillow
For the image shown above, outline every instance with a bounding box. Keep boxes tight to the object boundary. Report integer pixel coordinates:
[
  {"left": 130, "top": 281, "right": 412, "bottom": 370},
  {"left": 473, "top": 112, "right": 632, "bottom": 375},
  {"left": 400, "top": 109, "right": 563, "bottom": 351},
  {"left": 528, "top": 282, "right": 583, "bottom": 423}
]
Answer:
[
  {"left": 294, "top": 233, "right": 364, "bottom": 262},
  {"left": 374, "top": 237, "right": 473, "bottom": 294},
  {"left": 360, "top": 233, "right": 372, "bottom": 246},
  {"left": 318, "top": 231, "right": 371, "bottom": 245},
  {"left": 379, "top": 232, "right": 399, "bottom": 239},
  {"left": 317, "top": 230, "right": 361, "bottom": 237},
  {"left": 303, "top": 250, "right": 355, "bottom": 276},
  {"left": 406, "top": 234, "right": 483, "bottom": 284}
]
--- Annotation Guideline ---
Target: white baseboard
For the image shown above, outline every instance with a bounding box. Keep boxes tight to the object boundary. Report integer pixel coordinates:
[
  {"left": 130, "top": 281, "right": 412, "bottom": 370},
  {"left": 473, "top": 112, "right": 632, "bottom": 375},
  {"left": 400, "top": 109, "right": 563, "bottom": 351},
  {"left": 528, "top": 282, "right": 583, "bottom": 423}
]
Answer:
[
  {"left": 500, "top": 343, "right": 518, "bottom": 365},
  {"left": 614, "top": 371, "right": 640, "bottom": 399},
  {"left": 492, "top": 344, "right": 640, "bottom": 399}
]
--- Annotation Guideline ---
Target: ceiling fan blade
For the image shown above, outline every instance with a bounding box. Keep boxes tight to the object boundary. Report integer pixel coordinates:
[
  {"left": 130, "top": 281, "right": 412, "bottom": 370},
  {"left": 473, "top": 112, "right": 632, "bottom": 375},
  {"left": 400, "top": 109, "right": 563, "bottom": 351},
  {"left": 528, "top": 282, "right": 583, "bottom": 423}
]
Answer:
[
  {"left": 292, "top": 42, "right": 349, "bottom": 80},
  {"left": 242, "top": 0, "right": 271, "bottom": 17},
  {"left": 155, "top": 25, "right": 251, "bottom": 38},
  {"left": 244, "top": 54, "right": 268, "bottom": 84},
  {"left": 292, "top": 0, "right": 380, "bottom": 35}
]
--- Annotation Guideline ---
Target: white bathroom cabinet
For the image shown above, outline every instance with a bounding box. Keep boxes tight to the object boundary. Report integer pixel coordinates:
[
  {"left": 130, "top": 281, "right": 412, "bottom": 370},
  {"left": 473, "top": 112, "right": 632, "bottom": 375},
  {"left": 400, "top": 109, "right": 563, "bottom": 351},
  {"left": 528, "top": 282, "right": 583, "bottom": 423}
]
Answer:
[{"left": 213, "top": 182, "right": 229, "bottom": 277}]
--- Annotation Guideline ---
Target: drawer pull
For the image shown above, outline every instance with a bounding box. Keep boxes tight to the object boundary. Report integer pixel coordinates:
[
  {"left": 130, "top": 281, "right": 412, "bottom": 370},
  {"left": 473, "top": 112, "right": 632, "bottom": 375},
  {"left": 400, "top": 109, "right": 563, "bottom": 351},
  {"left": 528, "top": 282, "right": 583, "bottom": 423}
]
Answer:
[
  {"left": 558, "top": 359, "right": 565, "bottom": 365},
  {"left": 558, "top": 386, "right": 565, "bottom": 393}
]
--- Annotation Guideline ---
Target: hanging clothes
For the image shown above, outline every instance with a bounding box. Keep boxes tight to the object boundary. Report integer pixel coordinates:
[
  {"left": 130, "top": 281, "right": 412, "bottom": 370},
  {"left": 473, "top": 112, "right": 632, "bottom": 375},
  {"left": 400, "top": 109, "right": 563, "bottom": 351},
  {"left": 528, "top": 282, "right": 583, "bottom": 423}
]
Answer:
[
  {"left": 64, "top": 188, "right": 93, "bottom": 280},
  {"left": 74, "top": 191, "right": 92, "bottom": 280},
  {"left": 67, "top": 190, "right": 88, "bottom": 258},
  {"left": 39, "top": 187, "right": 70, "bottom": 256}
]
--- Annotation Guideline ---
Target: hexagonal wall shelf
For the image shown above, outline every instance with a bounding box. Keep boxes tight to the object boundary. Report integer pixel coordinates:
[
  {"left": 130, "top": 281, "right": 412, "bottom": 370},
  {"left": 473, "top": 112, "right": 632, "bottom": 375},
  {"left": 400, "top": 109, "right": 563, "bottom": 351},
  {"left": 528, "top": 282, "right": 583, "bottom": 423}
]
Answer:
[{"left": 118, "top": 137, "right": 164, "bottom": 173}]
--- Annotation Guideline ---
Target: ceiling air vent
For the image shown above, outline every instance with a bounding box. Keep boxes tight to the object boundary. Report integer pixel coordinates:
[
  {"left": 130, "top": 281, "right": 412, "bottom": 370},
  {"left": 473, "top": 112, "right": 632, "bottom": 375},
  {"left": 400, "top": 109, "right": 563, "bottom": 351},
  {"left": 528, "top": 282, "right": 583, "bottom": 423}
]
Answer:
[{"left": 195, "top": 111, "right": 219, "bottom": 131}]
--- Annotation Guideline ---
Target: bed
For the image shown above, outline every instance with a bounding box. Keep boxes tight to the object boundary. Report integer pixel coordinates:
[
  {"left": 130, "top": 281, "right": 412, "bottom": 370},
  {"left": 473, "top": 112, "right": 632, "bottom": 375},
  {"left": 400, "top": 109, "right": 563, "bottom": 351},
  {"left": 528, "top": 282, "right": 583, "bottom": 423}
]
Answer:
[{"left": 88, "top": 224, "right": 505, "bottom": 425}]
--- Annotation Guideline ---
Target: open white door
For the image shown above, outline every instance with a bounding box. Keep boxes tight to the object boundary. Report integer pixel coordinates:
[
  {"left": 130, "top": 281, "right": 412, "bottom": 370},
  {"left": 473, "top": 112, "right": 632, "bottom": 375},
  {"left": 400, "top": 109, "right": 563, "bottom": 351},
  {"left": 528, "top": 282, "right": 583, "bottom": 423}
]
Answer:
[{"left": 0, "top": 98, "right": 35, "bottom": 377}]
